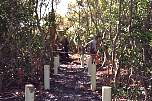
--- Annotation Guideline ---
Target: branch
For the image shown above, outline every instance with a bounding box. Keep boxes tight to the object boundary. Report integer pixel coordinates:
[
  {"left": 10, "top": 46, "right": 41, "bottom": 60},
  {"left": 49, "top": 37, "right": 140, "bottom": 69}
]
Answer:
[
  {"left": 88, "top": 2, "right": 98, "bottom": 32},
  {"left": 34, "top": 0, "right": 46, "bottom": 35}
]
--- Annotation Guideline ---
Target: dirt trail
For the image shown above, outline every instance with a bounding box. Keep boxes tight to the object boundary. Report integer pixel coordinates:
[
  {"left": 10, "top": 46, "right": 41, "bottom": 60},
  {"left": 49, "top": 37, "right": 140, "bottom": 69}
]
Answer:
[{"left": 38, "top": 63, "right": 101, "bottom": 101}]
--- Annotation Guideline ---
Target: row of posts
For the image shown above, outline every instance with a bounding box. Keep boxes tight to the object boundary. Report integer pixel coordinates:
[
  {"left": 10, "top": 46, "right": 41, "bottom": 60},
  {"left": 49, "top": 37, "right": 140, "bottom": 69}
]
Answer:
[{"left": 25, "top": 54, "right": 111, "bottom": 101}]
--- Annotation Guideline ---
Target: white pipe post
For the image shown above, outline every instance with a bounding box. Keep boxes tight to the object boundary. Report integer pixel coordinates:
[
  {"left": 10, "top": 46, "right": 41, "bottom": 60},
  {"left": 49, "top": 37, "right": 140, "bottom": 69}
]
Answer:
[
  {"left": 25, "top": 84, "right": 34, "bottom": 101},
  {"left": 81, "top": 54, "right": 84, "bottom": 68},
  {"left": 88, "top": 56, "right": 92, "bottom": 75},
  {"left": 91, "top": 63, "right": 96, "bottom": 91},
  {"left": 54, "top": 57, "right": 59, "bottom": 75},
  {"left": 44, "top": 65, "right": 50, "bottom": 90},
  {"left": 102, "top": 86, "right": 112, "bottom": 101}
]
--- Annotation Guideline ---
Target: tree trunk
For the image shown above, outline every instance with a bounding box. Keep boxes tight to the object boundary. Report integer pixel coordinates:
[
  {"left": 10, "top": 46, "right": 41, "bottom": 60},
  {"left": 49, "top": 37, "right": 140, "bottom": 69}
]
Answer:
[
  {"left": 113, "top": 0, "right": 123, "bottom": 87},
  {"left": 88, "top": 1, "right": 99, "bottom": 33},
  {"left": 128, "top": 0, "right": 134, "bottom": 84},
  {"left": 49, "top": 0, "right": 56, "bottom": 69}
]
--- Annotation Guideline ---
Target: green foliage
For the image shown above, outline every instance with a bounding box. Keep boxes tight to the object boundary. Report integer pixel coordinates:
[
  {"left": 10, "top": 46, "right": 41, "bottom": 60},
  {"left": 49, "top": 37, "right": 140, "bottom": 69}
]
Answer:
[
  {"left": 0, "top": 0, "right": 151, "bottom": 99},
  {"left": 142, "top": 32, "right": 152, "bottom": 41}
]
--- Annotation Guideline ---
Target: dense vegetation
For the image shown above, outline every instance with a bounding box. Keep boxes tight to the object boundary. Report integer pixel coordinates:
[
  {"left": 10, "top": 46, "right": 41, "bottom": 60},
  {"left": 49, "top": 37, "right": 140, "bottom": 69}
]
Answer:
[{"left": 0, "top": 0, "right": 152, "bottom": 100}]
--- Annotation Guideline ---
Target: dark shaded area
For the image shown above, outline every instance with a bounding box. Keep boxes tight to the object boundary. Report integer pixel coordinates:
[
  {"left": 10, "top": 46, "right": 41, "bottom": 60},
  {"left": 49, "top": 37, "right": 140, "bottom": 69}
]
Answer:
[
  {"left": 0, "top": 63, "right": 101, "bottom": 101},
  {"left": 35, "top": 65, "right": 101, "bottom": 101}
]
